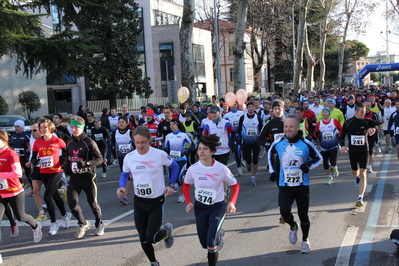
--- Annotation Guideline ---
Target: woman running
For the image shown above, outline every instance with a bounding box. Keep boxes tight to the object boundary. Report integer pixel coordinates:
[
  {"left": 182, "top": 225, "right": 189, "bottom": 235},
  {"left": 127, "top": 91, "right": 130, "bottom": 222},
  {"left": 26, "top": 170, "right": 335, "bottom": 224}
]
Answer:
[
  {"left": 117, "top": 126, "right": 179, "bottom": 266},
  {"left": 182, "top": 134, "right": 240, "bottom": 266},
  {"left": 0, "top": 130, "right": 42, "bottom": 259},
  {"left": 31, "top": 119, "right": 71, "bottom": 235},
  {"left": 164, "top": 119, "right": 194, "bottom": 203},
  {"left": 113, "top": 117, "right": 134, "bottom": 205}
]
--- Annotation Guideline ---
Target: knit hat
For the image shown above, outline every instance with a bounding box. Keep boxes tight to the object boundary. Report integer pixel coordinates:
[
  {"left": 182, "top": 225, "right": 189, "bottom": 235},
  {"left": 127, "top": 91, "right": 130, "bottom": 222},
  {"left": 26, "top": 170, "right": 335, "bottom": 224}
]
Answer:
[
  {"left": 322, "top": 108, "right": 331, "bottom": 115},
  {"left": 271, "top": 100, "right": 284, "bottom": 109},
  {"left": 14, "top": 120, "right": 25, "bottom": 129}
]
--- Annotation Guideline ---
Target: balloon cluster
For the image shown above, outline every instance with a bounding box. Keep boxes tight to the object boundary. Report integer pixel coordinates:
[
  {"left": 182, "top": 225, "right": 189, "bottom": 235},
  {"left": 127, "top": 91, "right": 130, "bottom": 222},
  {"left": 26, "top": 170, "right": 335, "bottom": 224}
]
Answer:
[{"left": 224, "top": 89, "right": 248, "bottom": 107}]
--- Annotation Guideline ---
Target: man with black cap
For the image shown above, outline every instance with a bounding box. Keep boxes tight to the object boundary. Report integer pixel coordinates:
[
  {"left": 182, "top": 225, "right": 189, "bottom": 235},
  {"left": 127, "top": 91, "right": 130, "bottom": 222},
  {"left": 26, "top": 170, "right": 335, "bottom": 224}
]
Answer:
[
  {"left": 202, "top": 105, "right": 235, "bottom": 165},
  {"left": 258, "top": 99, "right": 285, "bottom": 152}
]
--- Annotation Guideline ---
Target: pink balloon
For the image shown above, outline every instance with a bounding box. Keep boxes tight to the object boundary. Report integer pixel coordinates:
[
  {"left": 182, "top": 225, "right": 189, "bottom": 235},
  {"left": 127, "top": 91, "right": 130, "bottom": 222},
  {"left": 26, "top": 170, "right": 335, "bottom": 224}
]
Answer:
[
  {"left": 224, "top": 92, "right": 236, "bottom": 107},
  {"left": 236, "top": 89, "right": 248, "bottom": 105}
]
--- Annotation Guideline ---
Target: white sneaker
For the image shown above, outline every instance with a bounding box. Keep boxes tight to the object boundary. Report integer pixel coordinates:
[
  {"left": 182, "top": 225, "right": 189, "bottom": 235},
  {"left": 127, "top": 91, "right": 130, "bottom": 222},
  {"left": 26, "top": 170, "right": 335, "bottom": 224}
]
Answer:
[
  {"left": 250, "top": 177, "right": 257, "bottom": 186},
  {"left": 112, "top": 159, "right": 118, "bottom": 165},
  {"left": 49, "top": 222, "right": 59, "bottom": 235},
  {"left": 289, "top": 224, "right": 298, "bottom": 244},
  {"left": 301, "top": 240, "right": 311, "bottom": 253},
  {"left": 95, "top": 222, "right": 105, "bottom": 236},
  {"left": 177, "top": 194, "right": 185, "bottom": 203},
  {"left": 237, "top": 167, "right": 243, "bottom": 176},
  {"left": 62, "top": 212, "right": 72, "bottom": 229},
  {"left": 32, "top": 222, "right": 42, "bottom": 243},
  {"left": 366, "top": 165, "right": 373, "bottom": 173},
  {"left": 101, "top": 172, "right": 107, "bottom": 178},
  {"left": 76, "top": 221, "right": 91, "bottom": 239}
]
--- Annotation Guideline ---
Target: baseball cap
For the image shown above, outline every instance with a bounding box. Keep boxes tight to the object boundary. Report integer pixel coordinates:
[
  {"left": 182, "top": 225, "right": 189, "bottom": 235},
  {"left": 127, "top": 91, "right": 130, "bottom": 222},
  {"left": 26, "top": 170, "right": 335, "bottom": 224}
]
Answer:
[
  {"left": 94, "top": 117, "right": 101, "bottom": 122},
  {"left": 210, "top": 106, "right": 220, "bottom": 113},
  {"left": 171, "top": 104, "right": 178, "bottom": 109}
]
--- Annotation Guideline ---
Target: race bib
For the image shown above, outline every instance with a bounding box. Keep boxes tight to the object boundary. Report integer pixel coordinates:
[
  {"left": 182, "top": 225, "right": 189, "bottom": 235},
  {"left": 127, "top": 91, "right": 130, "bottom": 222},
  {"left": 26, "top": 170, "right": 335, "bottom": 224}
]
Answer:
[
  {"left": 233, "top": 121, "right": 239, "bottom": 127},
  {"left": 283, "top": 170, "right": 303, "bottom": 186},
  {"left": 274, "top": 133, "right": 284, "bottom": 142},
  {"left": 119, "top": 144, "right": 131, "bottom": 154},
  {"left": 94, "top": 134, "right": 103, "bottom": 141},
  {"left": 170, "top": 150, "right": 181, "bottom": 159},
  {"left": 40, "top": 156, "right": 54, "bottom": 169},
  {"left": 195, "top": 188, "right": 216, "bottom": 205},
  {"left": 14, "top": 148, "right": 24, "bottom": 156},
  {"left": 322, "top": 132, "right": 334, "bottom": 141},
  {"left": 247, "top": 129, "right": 257, "bottom": 136},
  {"left": 86, "top": 129, "right": 92, "bottom": 137},
  {"left": 0, "top": 179, "right": 9, "bottom": 190},
  {"left": 135, "top": 181, "right": 154, "bottom": 197},
  {"left": 351, "top": 135, "right": 365, "bottom": 146},
  {"left": 71, "top": 162, "right": 78, "bottom": 173}
]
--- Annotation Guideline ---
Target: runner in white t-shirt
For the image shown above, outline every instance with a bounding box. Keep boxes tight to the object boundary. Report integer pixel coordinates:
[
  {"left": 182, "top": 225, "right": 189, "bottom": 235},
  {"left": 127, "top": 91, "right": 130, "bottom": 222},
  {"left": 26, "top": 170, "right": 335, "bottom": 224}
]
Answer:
[
  {"left": 183, "top": 134, "right": 240, "bottom": 266},
  {"left": 117, "top": 126, "right": 179, "bottom": 266}
]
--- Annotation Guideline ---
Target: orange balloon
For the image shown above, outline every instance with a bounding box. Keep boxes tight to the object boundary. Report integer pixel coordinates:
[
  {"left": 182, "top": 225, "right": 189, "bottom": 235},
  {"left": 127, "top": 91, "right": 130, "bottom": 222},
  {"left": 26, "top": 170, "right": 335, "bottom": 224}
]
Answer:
[
  {"left": 236, "top": 89, "right": 248, "bottom": 105},
  {"left": 224, "top": 92, "right": 236, "bottom": 107}
]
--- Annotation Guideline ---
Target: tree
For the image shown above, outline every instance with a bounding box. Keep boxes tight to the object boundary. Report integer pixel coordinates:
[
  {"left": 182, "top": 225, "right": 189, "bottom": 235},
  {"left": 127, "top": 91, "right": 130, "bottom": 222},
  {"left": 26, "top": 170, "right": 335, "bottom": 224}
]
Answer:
[
  {"left": 233, "top": 0, "right": 249, "bottom": 92},
  {"left": 293, "top": 0, "right": 312, "bottom": 92},
  {"left": 18, "top": 91, "right": 41, "bottom": 120},
  {"left": 0, "top": 95, "right": 8, "bottom": 115},
  {"left": 180, "top": 0, "right": 195, "bottom": 104},
  {"left": 1, "top": 0, "right": 151, "bottom": 105}
]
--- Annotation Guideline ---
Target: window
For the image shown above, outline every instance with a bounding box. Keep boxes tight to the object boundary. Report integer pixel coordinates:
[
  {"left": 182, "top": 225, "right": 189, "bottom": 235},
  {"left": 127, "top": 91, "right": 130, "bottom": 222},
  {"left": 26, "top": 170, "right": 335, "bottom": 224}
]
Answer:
[
  {"left": 153, "top": 10, "right": 181, "bottom": 25},
  {"left": 246, "top": 67, "right": 253, "bottom": 83},
  {"left": 159, "top": 42, "right": 175, "bottom": 97},
  {"left": 228, "top": 42, "right": 234, "bottom": 57},
  {"left": 193, "top": 44, "right": 205, "bottom": 80},
  {"left": 229, "top": 68, "right": 234, "bottom": 82}
]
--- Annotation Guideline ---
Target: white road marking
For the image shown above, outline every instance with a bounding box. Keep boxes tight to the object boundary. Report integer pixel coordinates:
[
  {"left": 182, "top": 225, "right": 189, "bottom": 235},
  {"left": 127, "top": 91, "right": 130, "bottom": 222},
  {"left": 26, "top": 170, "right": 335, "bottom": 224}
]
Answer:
[
  {"left": 1, "top": 210, "right": 134, "bottom": 227},
  {"left": 335, "top": 227, "right": 359, "bottom": 266},
  {"left": 373, "top": 161, "right": 380, "bottom": 167},
  {"left": 365, "top": 185, "right": 373, "bottom": 193}
]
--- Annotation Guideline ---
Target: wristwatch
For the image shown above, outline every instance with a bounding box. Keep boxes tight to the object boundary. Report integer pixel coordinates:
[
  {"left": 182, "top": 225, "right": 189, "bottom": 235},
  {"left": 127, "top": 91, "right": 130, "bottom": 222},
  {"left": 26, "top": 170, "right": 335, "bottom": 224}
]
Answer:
[{"left": 169, "top": 183, "right": 175, "bottom": 188}]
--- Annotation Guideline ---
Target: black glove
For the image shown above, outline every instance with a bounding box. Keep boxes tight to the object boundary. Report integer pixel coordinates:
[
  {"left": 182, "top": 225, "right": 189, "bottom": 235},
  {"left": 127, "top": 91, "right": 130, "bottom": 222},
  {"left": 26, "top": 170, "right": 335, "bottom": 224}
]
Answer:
[
  {"left": 76, "top": 160, "right": 89, "bottom": 168},
  {"left": 59, "top": 156, "right": 65, "bottom": 168},
  {"left": 229, "top": 143, "right": 236, "bottom": 151},
  {"left": 269, "top": 172, "right": 278, "bottom": 182},
  {"left": 31, "top": 158, "right": 41, "bottom": 166},
  {"left": 236, "top": 137, "right": 242, "bottom": 146},
  {"left": 300, "top": 164, "right": 309, "bottom": 173}
]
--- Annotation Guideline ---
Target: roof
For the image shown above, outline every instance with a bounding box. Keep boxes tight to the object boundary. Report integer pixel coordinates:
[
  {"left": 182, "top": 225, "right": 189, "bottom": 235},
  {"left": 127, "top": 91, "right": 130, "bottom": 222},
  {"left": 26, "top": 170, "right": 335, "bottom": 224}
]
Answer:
[{"left": 194, "top": 19, "right": 237, "bottom": 32}]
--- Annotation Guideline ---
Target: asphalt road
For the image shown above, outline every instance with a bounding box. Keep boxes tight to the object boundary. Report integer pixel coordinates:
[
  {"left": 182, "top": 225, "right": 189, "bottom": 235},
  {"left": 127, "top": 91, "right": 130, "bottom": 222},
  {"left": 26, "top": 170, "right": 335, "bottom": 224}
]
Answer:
[{"left": 2, "top": 143, "right": 399, "bottom": 266}]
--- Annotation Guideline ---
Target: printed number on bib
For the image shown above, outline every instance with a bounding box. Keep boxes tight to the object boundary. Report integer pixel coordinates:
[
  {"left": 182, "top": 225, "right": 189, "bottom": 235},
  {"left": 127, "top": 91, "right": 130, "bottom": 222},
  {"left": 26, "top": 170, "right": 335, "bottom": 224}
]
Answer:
[
  {"left": 233, "top": 121, "right": 239, "bottom": 127},
  {"left": 86, "top": 129, "right": 92, "bottom": 136},
  {"left": 71, "top": 162, "right": 79, "bottom": 174},
  {"left": 351, "top": 135, "right": 365, "bottom": 146},
  {"left": 94, "top": 134, "right": 103, "bottom": 141},
  {"left": 274, "top": 133, "right": 284, "bottom": 142},
  {"left": 119, "top": 144, "right": 131, "bottom": 154},
  {"left": 322, "top": 132, "right": 334, "bottom": 141},
  {"left": 0, "top": 179, "right": 8, "bottom": 190},
  {"left": 195, "top": 188, "right": 216, "bottom": 205},
  {"left": 284, "top": 170, "right": 303, "bottom": 186},
  {"left": 170, "top": 150, "right": 181, "bottom": 159},
  {"left": 135, "top": 181, "right": 153, "bottom": 197},
  {"left": 40, "top": 156, "right": 54, "bottom": 169},
  {"left": 247, "top": 129, "right": 257, "bottom": 136}
]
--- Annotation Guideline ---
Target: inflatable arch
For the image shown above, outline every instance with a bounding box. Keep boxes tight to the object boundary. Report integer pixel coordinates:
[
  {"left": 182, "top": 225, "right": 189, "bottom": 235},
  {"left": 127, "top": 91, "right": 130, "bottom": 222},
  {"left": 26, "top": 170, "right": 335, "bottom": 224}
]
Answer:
[{"left": 355, "top": 63, "right": 399, "bottom": 86}]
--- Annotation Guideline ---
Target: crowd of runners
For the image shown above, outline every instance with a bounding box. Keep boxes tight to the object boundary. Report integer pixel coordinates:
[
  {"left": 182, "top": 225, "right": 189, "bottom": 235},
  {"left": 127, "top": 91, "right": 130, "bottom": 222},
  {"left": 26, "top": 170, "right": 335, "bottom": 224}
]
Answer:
[{"left": 1, "top": 85, "right": 399, "bottom": 265}]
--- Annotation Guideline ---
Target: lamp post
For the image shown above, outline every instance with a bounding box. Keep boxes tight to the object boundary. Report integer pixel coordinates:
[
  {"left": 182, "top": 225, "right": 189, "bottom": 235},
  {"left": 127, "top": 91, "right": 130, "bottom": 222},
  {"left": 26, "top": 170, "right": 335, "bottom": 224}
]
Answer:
[{"left": 214, "top": 0, "right": 222, "bottom": 98}]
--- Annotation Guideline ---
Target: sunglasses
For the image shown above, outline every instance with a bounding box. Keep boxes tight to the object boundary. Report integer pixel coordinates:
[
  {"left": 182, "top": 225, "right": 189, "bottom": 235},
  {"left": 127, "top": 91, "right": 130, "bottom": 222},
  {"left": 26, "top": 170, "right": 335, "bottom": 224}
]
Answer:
[
  {"left": 87, "top": 115, "right": 92, "bottom": 118},
  {"left": 30, "top": 129, "right": 38, "bottom": 132}
]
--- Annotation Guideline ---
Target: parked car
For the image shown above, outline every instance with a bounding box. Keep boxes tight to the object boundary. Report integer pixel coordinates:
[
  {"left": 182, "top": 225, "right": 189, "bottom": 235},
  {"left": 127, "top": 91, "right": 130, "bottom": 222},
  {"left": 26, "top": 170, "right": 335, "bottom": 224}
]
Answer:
[{"left": 0, "top": 115, "right": 32, "bottom": 136}]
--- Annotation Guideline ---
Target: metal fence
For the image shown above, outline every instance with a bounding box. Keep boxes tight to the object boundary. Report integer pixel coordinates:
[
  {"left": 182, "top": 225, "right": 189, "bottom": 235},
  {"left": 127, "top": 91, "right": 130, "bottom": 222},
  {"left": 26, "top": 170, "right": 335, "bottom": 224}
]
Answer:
[{"left": 55, "top": 97, "right": 169, "bottom": 114}]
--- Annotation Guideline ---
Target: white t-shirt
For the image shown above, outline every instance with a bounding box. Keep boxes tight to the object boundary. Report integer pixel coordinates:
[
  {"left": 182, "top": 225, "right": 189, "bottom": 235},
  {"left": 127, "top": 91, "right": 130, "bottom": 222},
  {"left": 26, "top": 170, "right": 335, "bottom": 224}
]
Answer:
[
  {"left": 383, "top": 107, "right": 396, "bottom": 130},
  {"left": 122, "top": 147, "right": 173, "bottom": 199},
  {"left": 184, "top": 159, "right": 237, "bottom": 205}
]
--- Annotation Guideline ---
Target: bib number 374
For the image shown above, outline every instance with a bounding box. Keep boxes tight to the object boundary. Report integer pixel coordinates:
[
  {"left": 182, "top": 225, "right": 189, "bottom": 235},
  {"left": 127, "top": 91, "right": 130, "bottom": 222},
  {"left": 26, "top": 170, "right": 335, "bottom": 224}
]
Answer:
[{"left": 195, "top": 188, "right": 216, "bottom": 205}]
